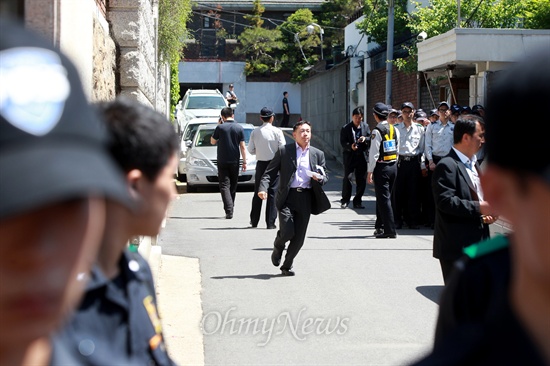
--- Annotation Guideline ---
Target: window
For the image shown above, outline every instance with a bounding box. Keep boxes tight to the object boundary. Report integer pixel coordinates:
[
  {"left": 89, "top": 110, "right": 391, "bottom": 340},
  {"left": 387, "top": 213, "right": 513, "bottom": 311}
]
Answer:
[{"left": 186, "top": 96, "right": 227, "bottom": 109}]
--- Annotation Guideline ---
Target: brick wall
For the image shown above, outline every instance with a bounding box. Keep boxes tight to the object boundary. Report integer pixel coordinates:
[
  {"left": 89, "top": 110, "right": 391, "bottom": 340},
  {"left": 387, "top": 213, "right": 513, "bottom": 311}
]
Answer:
[{"left": 365, "top": 66, "right": 417, "bottom": 129}]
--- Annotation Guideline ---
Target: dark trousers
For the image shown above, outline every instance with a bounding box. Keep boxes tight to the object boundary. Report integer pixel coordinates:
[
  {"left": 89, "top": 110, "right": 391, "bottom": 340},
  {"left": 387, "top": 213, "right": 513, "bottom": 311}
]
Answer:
[
  {"left": 274, "top": 189, "right": 312, "bottom": 270},
  {"left": 439, "top": 259, "right": 456, "bottom": 285},
  {"left": 250, "top": 160, "right": 278, "bottom": 227},
  {"left": 425, "top": 155, "right": 444, "bottom": 225},
  {"left": 394, "top": 158, "right": 421, "bottom": 226},
  {"left": 218, "top": 162, "right": 239, "bottom": 214},
  {"left": 281, "top": 114, "right": 290, "bottom": 128},
  {"left": 341, "top": 159, "right": 367, "bottom": 206},
  {"left": 374, "top": 162, "right": 397, "bottom": 235}
]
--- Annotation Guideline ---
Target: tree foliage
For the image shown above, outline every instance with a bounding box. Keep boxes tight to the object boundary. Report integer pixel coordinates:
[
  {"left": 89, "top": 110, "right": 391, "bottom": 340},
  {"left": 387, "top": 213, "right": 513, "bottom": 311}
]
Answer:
[
  {"left": 319, "top": 0, "right": 364, "bottom": 47},
  {"left": 279, "top": 9, "right": 321, "bottom": 82},
  {"left": 354, "top": 0, "right": 550, "bottom": 73},
  {"left": 158, "top": 0, "right": 192, "bottom": 114},
  {"left": 234, "top": 0, "right": 284, "bottom": 76},
  {"left": 356, "top": 0, "right": 410, "bottom": 45}
]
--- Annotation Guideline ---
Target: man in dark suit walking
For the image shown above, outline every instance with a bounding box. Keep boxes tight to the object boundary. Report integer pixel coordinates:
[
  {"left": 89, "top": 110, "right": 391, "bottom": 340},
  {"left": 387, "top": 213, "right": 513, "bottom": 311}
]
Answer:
[
  {"left": 258, "top": 121, "right": 328, "bottom": 276},
  {"left": 432, "top": 115, "right": 497, "bottom": 284},
  {"left": 340, "top": 107, "right": 370, "bottom": 209}
]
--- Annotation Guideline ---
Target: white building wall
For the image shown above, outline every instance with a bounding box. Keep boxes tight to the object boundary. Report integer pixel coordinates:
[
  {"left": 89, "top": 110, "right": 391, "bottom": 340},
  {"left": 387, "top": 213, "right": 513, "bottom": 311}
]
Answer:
[
  {"left": 59, "top": 0, "right": 97, "bottom": 99},
  {"left": 244, "top": 82, "right": 301, "bottom": 116},
  {"left": 178, "top": 61, "right": 302, "bottom": 123}
]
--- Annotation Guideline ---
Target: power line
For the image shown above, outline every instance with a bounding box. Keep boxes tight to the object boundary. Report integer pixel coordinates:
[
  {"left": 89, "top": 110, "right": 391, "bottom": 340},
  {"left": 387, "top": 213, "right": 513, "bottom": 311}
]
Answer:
[{"left": 194, "top": 2, "right": 344, "bottom": 31}]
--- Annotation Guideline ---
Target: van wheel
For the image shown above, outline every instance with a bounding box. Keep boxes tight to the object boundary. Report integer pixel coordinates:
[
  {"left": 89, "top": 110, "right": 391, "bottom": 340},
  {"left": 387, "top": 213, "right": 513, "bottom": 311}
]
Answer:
[{"left": 186, "top": 184, "right": 197, "bottom": 193}]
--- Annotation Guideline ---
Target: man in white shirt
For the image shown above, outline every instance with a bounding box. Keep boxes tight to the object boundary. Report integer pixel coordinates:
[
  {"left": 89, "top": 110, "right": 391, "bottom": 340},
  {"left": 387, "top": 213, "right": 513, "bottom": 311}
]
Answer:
[{"left": 248, "top": 107, "right": 285, "bottom": 229}]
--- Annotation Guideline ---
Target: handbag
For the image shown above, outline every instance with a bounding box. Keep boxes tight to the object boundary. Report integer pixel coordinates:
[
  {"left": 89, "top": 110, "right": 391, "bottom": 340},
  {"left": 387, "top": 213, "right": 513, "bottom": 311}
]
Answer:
[{"left": 310, "top": 179, "right": 331, "bottom": 215}]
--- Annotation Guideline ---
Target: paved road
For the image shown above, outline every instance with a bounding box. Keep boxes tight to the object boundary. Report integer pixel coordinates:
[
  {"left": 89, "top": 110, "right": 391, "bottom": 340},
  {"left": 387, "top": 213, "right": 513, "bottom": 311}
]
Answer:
[{"left": 155, "top": 155, "right": 458, "bottom": 366}]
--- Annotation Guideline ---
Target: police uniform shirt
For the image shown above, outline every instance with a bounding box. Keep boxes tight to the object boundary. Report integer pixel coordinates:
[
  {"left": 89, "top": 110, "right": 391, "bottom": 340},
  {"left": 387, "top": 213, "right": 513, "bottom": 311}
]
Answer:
[
  {"left": 424, "top": 120, "right": 454, "bottom": 161},
  {"left": 367, "top": 121, "right": 400, "bottom": 172},
  {"left": 60, "top": 250, "right": 175, "bottom": 366},
  {"left": 395, "top": 122, "right": 426, "bottom": 169},
  {"left": 247, "top": 123, "right": 285, "bottom": 161}
]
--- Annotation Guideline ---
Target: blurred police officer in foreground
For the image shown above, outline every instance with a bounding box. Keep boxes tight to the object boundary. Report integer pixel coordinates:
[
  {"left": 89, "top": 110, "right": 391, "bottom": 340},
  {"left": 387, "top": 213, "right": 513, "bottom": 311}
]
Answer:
[{"left": 0, "top": 20, "right": 132, "bottom": 365}]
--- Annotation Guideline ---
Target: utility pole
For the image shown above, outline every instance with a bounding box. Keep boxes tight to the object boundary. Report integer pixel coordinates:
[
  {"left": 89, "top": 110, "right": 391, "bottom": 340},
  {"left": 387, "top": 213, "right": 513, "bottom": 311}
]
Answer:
[
  {"left": 385, "top": 0, "right": 395, "bottom": 106},
  {"left": 457, "top": 0, "right": 461, "bottom": 27}
]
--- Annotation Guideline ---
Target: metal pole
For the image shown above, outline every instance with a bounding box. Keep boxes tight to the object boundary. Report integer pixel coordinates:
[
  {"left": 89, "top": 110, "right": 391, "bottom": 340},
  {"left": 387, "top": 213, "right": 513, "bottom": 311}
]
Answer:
[
  {"left": 319, "top": 27, "right": 324, "bottom": 60},
  {"left": 385, "top": 0, "right": 395, "bottom": 105},
  {"left": 457, "top": 0, "right": 461, "bottom": 28}
]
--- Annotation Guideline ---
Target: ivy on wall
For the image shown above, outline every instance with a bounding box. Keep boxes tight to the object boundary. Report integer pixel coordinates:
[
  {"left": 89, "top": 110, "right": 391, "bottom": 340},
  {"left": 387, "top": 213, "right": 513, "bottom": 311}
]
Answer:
[{"left": 158, "top": 0, "right": 192, "bottom": 118}]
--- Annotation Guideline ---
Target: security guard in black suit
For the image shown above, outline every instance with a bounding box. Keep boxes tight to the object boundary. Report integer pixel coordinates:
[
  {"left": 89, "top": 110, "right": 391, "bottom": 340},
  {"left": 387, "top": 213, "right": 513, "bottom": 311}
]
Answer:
[
  {"left": 367, "top": 103, "right": 400, "bottom": 238},
  {"left": 340, "top": 107, "right": 371, "bottom": 209}
]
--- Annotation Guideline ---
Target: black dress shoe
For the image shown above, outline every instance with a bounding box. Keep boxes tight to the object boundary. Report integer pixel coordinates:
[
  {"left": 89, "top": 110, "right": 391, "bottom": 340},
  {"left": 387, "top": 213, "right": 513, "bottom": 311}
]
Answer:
[
  {"left": 281, "top": 269, "right": 295, "bottom": 276},
  {"left": 271, "top": 248, "right": 282, "bottom": 267},
  {"left": 373, "top": 228, "right": 384, "bottom": 236},
  {"left": 375, "top": 233, "right": 397, "bottom": 238},
  {"left": 226, "top": 213, "right": 233, "bottom": 219},
  {"left": 353, "top": 204, "right": 365, "bottom": 209},
  {"left": 267, "top": 224, "right": 277, "bottom": 229},
  {"left": 250, "top": 221, "right": 258, "bottom": 228}
]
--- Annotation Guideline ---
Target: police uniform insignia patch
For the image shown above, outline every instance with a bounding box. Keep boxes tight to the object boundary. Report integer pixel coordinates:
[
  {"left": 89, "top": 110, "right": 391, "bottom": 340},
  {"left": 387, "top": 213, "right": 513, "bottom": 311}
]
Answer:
[{"left": 143, "top": 295, "right": 163, "bottom": 340}]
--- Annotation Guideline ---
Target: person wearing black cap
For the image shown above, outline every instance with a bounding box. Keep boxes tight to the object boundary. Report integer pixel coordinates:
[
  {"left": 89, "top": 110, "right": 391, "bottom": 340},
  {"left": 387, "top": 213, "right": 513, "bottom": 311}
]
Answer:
[
  {"left": 211, "top": 107, "right": 247, "bottom": 219},
  {"left": 428, "top": 109, "right": 439, "bottom": 123},
  {"left": 410, "top": 49, "right": 550, "bottom": 366},
  {"left": 460, "top": 105, "right": 472, "bottom": 115},
  {"left": 56, "top": 97, "right": 180, "bottom": 365},
  {"left": 226, "top": 84, "right": 238, "bottom": 105},
  {"left": 339, "top": 107, "right": 371, "bottom": 209},
  {"left": 449, "top": 104, "right": 461, "bottom": 123},
  {"left": 424, "top": 101, "right": 454, "bottom": 227},
  {"left": 367, "top": 102, "right": 400, "bottom": 238},
  {"left": 0, "top": 20, "right": 133, "bottom": 365},
  {"left": 388, "top": 108, "right": 400, "bottom": 125},
  {"left": 248, "top": 107, "right": 285, "bottom": 229},
  {"left": 394, "top": 102, "right": 425, "bottom": 230},
  {"left": 415, "top": 110, "right": 430, "bottom": 128},
  {"left": 471, "top": 104, "right": 485, "bottom": 118}
]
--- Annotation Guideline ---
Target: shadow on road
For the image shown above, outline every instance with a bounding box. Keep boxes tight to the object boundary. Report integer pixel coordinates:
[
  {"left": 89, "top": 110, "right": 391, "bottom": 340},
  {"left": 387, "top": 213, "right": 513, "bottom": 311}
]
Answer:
[
  {"left": 210, "top": 273, "right": 284, "bottom": 280},
  {"left": 416, "top": 285, "right": 444, "bottom": 304},
  {"left": 201, "top": 226, "right": 254, "bottom": 230},
  {"left": 168, "top": 216, "right": 222, "bottom": 220}
]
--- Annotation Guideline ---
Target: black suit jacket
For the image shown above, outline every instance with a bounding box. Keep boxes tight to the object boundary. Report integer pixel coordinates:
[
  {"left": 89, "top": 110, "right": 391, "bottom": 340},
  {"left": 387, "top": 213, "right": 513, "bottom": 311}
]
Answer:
[
  {"left": 259, "top": 143, "right": 328, "bottom": 211},
  {"left": 432, "top": 148, "right": 490, "bottom": 260},
  {"left": 340, "top": 121, "right": 370, "bottom": 167}
]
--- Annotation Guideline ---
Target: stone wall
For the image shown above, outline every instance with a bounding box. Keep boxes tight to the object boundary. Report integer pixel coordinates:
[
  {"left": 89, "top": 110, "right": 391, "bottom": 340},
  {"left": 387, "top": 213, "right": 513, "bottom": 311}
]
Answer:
[
  {"left": 92, "top": 16, "right": 117, "bottom": 102},
  {"left": 109, "top": 0, "right": 169, "bottom": 112}
]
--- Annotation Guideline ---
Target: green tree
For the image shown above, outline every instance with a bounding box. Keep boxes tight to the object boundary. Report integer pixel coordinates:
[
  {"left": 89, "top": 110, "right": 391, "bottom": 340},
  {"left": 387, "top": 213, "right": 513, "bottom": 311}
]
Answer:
[
  {"left": 356, "top": 0, "right": 409, "bottom": 44},
  {"left": 319, "top": 0, "right": 364, "bottom": 48},
  {"left": 158, "top": 0, "right": 192, "bottom": 115},
  {"left": 400, "top": 0, "right": 550, "bottom": 71},
  {"left": 234, "top": 0, "right": 284, "bottom": 75},
  {"left": 356, "top": 0, "right": 550, "bottom": 73},
  {"left": 278, "top": 9, "right": 320, "bottom": 82}
]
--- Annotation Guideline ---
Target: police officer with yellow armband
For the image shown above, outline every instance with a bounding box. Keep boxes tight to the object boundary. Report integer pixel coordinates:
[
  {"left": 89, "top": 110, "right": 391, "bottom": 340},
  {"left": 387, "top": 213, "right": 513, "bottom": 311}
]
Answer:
[{"left": 367, "top": 102, "right": 400, "bottom": 238}]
